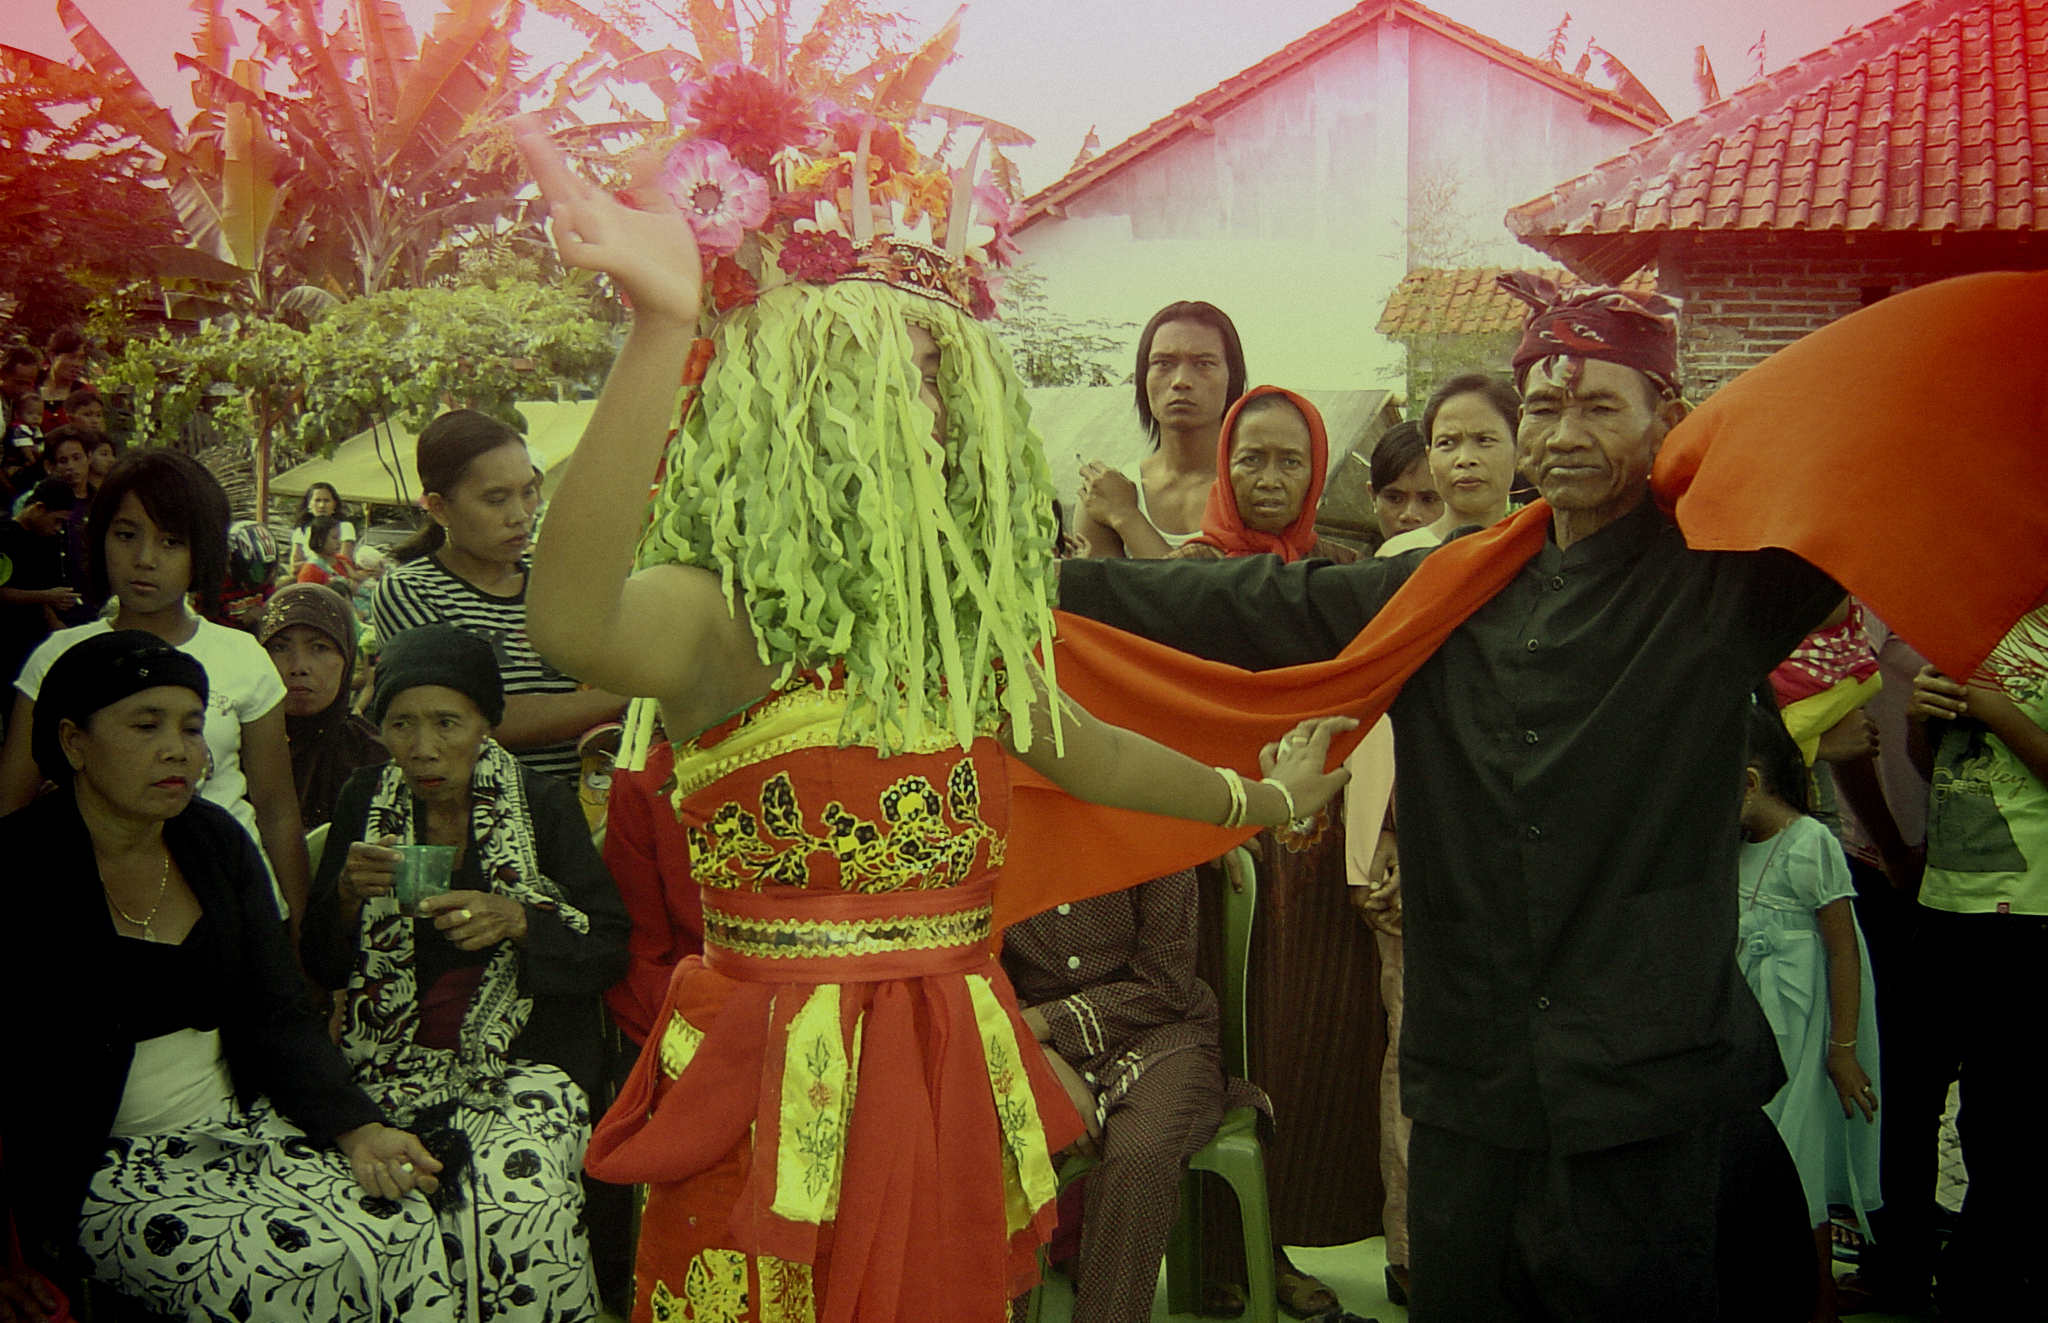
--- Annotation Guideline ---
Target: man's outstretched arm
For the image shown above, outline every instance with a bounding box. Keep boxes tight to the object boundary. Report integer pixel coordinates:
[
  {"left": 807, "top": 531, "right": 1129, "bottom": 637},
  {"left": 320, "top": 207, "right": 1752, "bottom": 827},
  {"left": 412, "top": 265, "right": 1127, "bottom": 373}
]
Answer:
[{"left": 1057, "top": 551, "right": 1420, "bottom": 671}]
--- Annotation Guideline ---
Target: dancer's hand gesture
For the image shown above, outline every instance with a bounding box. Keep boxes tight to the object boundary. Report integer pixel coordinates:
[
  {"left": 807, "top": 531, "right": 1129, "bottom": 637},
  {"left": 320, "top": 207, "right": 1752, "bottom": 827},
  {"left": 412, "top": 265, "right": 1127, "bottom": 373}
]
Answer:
[
  {"left": 510, "top": 115, "right": 701, "bottom": 326},
  {"left": 1259, "top": 716, "right": 1358, "bottom": 825}
]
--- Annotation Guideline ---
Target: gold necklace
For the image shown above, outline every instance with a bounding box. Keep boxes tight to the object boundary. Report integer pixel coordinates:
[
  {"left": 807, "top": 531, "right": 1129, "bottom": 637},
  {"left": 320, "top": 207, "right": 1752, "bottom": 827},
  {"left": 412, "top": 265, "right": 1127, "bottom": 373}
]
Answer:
[{"left": 106, "top": 849, "right": 171, "bottom": 942}]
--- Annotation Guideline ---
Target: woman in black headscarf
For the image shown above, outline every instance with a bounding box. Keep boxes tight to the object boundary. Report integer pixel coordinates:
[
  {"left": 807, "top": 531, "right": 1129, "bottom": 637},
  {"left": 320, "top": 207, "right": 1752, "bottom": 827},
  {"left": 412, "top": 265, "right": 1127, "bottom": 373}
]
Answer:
[
  {"left": 0, "top": 630, "right": 446, "bottom": 1323},
  {"left": 259, "top": 583, "right": 385, "bottom": 829}
]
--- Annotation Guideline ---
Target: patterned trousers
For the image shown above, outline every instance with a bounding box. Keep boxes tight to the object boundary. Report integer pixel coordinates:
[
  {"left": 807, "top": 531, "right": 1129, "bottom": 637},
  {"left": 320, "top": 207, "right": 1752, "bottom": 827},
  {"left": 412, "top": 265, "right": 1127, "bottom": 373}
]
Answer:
[{"left": 1074, "top": 1045, "right": 1226, "bottom": 1323}]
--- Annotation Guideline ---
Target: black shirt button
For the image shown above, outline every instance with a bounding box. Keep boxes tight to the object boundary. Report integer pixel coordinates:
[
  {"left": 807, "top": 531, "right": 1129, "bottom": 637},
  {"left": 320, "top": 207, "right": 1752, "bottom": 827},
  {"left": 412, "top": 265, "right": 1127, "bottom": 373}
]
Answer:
[
  {"left": 1525, "top": 825, "right": 1542, "bottom": 842},
  {"left": 1536, "top": 995, "right": 1552, "bottom": 1010},
  {"left": 1525, "top": 730, "right": 1540, "bottom": 745},
  {"left": 1549, "top": 575, "right": 1565, "bottom": 590},
  {"left": 1526, "top": 638, "right": 1539, "bottom": 651}
]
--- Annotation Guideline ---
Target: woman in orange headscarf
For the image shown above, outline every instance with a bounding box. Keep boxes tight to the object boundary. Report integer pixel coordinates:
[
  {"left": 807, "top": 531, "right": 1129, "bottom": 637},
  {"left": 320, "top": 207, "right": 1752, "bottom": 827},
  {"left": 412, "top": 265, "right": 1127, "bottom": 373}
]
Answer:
[
  {"left": 1172, "top": 385, "right": 1359, "bottom": 566},
  {"left": 1169, "top": 385, "right": 1380, "bottom": 1318}
]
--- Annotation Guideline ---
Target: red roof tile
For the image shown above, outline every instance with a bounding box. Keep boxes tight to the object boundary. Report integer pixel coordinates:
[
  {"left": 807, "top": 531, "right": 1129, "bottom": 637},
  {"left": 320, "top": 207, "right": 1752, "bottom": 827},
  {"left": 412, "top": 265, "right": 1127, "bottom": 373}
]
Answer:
[
  {"left": 1020, "top": 0, "right": 1668, "bottom": 231},
  {"left": 1508, "top": 0, "right": 2048, "bottom": 281},
  {"left": 1376, "top": 266, "right": 1659, "bottom": 336}
]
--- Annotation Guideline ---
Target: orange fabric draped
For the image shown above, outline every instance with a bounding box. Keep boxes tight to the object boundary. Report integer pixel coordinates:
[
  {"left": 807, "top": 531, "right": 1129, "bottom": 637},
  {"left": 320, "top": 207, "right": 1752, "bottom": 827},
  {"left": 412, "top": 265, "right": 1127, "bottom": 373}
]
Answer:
[
  {"left": 1185, "top": 384, "right": 1331, "bottom": 562},
  {"left": 996, "top": 269, "right": 2048, "bottom": 932}
]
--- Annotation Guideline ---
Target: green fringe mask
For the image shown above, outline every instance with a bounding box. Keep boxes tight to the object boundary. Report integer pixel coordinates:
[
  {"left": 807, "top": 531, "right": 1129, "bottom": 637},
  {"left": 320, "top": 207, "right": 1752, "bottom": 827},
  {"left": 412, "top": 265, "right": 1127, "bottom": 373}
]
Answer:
[{"left": 636, "top": 279, "right": 1061, "bottom": 755}]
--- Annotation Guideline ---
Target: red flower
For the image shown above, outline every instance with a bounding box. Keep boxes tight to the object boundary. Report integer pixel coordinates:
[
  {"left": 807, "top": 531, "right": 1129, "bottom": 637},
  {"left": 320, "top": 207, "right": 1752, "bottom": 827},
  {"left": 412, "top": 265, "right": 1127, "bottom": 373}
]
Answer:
[
  {"left": 768, "top": 190, "right": 819, "bottom": 226},
  {"left": 778, "top": 230, "right": 859, "bottom": 283},
  {"left": 708, "top": 255, "right": 758, "bottom": 311},
  {"left": 686, "top": 65, "right": 819, "bottom": 172},
  {"left": 826, "top": 110, "right": 914, "bottom": 177}
]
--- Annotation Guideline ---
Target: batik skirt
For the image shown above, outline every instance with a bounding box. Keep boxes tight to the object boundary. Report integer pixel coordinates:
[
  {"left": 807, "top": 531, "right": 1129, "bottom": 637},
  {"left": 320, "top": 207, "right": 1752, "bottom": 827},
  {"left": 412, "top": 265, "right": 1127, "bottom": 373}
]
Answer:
[{"left": 78, "top": 1062, "right": 598, "bottom": 1322}]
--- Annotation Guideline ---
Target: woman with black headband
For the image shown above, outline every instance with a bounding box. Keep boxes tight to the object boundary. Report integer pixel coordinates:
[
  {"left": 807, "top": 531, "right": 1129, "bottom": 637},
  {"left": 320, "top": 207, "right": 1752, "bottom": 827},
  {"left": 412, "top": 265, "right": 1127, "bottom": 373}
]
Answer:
[{"left": 0, "top": 630, "right": 445, "bottom": 1323}]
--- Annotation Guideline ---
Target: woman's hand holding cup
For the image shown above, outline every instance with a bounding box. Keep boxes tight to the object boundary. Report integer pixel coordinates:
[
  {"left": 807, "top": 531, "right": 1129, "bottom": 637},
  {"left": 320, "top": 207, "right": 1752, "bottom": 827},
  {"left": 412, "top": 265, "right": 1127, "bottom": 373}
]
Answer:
[{"left": 340, "top": 834, "right": 401, "bottom": 908}]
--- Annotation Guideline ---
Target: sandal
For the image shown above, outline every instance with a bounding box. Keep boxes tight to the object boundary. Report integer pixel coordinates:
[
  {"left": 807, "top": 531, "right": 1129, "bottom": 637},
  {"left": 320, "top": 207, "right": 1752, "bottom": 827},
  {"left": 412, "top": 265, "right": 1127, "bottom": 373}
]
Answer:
[
  {"left": 1383, "top": 1263, "right": 1411, "bottom": 1307},
  {"left": 1198, "top": 1283, "right": 1247, "bottom": 1318},
  {"left": 1276, "top": 1269, "right": 1340, "bottom": 1319}
]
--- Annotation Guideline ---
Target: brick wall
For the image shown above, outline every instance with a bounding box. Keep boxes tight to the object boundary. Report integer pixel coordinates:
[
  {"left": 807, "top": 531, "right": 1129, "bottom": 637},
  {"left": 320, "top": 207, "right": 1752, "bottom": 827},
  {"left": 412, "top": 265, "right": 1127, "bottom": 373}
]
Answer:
[{"left": 1653, "top": 230, "right": 2045, "bottom": 397}]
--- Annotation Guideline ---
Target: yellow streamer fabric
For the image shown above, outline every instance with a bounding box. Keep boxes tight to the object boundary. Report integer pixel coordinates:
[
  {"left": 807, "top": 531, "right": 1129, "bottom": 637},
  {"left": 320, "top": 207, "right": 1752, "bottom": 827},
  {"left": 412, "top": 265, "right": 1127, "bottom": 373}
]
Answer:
[
  {"left": 966, "top": 973, "right": 1058, "bottom": 1234},
  {"left": 773, "top": 986, "right": 858, "bottom": 1224},
  {"left": 1781, "top": 673, "right": 1884, "bottom": 765}
]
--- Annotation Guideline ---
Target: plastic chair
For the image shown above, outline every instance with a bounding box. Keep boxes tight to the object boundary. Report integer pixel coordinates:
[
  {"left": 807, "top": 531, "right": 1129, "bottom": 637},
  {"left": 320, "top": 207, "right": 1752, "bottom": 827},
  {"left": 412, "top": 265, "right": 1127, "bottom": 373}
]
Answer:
[{"left": 1025, "top": 848, "right": 1276, "bottom": 1323}]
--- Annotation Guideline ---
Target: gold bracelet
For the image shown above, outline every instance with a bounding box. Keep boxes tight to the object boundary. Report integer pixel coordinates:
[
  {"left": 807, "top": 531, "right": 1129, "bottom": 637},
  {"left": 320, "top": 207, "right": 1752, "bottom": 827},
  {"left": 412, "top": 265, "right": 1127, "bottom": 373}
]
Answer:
[
  {"left": 1829, "top": 1038, "right": 1857, "bottom": 1049},
  {"left": 1215, "top": 767, "right": 1248, "bottom": 829},
  {"left": 1263, "top": 778, "right": 1298, "bottom": 825}
]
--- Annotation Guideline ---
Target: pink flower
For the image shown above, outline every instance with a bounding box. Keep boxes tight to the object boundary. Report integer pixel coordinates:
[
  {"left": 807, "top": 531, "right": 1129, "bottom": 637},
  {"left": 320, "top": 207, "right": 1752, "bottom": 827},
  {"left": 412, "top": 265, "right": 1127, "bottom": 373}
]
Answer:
[{"left": 659, "top": 140, "right": 770, "bottom": 256}]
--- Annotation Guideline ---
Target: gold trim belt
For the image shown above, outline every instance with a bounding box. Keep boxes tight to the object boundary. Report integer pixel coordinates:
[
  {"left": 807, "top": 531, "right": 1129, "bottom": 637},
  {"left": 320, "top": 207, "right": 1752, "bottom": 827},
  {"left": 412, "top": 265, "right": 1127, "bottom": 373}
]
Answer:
[{"left": 700, "top": 879, "right": 997, "bottom": 983}]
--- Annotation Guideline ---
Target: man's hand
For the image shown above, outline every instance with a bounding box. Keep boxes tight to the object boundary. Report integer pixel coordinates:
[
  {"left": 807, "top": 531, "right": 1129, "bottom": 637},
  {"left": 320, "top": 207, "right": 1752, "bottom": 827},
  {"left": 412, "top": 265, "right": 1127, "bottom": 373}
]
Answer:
[
  {"left": 510, "top": 116, "right": 701, "bottom": 327},
  {"left": 1077, "top": 462, "right": 1141, "bottom": 535},
  {"left": 1816, "top": 709, "right": 1880, "bottom": 763},
  {"left": 1351, "top": 829, "right": 1403, "bottom": 935},
  {"left": 0, "top": 1268, "right": 59, "bottom": 1323},
  {"left": 36, "top": 586, "right": 78, "bottom": 610},
  {"left": 420, "top": 890, "right": 528, "bottom": 951},
  {"left": 336, "top": 1123, "right": 443, "bottom": 1199},
  {"left": 1035, "top": 1041, "right": 1102, "bottom": 1160}
]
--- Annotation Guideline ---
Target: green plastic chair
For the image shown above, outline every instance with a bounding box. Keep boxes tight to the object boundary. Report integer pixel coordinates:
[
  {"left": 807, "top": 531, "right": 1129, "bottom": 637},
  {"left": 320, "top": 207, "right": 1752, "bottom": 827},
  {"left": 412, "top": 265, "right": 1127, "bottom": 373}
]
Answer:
[{"left": 1025, "top": 848, "right": 1276, "bottom": 1323}]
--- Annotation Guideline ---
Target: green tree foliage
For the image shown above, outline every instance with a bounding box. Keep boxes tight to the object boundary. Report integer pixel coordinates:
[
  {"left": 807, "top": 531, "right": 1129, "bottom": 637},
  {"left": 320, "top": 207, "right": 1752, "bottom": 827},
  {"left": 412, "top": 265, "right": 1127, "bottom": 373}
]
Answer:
[
  {"left": 993, "top": 265, "right": 1132, "bottom": 388},
  {"left": 60, "top": 0, "right": 547, "bottom": 306},
  {"left": 0, "top": 45, "right": 181, "bottom": 342},
  {"left": 102, "top": 281, "right": 612, "bottom": 483}
]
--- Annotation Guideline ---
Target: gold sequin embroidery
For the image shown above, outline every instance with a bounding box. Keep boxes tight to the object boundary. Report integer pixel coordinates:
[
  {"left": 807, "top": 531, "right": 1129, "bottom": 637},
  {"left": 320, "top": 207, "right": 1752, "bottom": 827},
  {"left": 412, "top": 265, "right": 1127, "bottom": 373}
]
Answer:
[
  {"left": 689, "top": 757, "right": 1000, "bottom": 893},
  {"left": 659, "top": 1010, "right": 707, "bottom": 1080},
  {"left": 649, "top": 1248, "right": 748, "bottom": 1322}
]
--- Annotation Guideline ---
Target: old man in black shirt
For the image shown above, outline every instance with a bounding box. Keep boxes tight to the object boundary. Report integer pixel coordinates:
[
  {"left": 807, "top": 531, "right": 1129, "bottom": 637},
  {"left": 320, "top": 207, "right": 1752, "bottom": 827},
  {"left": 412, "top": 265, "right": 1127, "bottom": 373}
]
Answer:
[{"left": 1057, "top": 279, "right": 1841, "bottom": 1323}]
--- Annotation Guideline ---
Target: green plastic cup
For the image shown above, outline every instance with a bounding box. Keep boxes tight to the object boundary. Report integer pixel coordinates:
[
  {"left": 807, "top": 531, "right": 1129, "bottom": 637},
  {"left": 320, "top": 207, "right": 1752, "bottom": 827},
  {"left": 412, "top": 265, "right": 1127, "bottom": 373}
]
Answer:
[{"left": 391, "top": 844, "right": 457, "bottom": 915}]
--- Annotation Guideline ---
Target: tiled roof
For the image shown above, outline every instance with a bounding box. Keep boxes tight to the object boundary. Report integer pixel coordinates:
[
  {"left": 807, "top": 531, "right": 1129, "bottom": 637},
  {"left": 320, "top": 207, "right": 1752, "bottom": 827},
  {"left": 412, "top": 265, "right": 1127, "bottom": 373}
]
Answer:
[
  {"left": 1375, "top": 266, "right": 1659, "bottom": 336},
  {"left": 1508, "top": 0, "right": 2048, "bottom": 281},
  {"left": 1019, "top": 0, "right": 1668, "bottom": 231}
]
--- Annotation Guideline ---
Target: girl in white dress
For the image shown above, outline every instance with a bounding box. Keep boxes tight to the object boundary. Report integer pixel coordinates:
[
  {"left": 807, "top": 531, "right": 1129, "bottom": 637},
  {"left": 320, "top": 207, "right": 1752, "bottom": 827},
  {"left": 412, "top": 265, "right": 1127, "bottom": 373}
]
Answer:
[{"left": 1737, "top": 701, "right": 1881, "bottom": 1323}]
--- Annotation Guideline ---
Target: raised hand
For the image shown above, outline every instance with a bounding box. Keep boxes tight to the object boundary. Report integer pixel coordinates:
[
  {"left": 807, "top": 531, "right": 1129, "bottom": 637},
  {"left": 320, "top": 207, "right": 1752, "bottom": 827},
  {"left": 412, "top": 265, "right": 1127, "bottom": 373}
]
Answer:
[{"left": 509, "top": 115, "right": 702, "bottom": 326}]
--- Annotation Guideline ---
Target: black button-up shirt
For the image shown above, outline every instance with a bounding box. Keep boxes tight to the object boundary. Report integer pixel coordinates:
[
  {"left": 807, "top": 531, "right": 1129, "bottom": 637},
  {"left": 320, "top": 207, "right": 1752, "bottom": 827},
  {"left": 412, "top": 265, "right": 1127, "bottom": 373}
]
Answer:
[{"left": 1058, "top": 500, "right": 1841, "bottom": 1153}]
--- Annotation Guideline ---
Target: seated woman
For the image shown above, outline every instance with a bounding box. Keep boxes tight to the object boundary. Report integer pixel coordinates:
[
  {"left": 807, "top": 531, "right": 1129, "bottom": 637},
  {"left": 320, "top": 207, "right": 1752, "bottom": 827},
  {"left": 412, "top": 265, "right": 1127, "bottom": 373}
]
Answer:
[
  {"left": 0, "top": 630, "right": 444, "bottom": 1323},
  {"left": 260, "top": 583, "right": 385, "bottom": 830},
  {"left": 302, "top": 623, "right": 630, "bottom": 1322}
]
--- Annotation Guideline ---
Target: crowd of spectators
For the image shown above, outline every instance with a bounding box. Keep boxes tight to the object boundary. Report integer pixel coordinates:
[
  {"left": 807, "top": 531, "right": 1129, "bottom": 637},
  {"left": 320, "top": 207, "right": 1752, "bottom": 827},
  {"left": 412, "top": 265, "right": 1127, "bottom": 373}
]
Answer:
[{"left": 0, "top": 282, "right": 2039, "bottom": 1323}]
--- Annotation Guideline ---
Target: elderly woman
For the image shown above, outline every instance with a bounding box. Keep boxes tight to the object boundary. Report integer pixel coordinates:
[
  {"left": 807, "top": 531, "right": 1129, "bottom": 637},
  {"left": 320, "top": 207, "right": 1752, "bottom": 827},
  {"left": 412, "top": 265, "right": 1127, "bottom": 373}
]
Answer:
[
  {"left": 302, "top": 624, "right": 630, "bottom": 1322},
  {"left": 0, "top": 631, "right": 445, "bottom": 1323},
  {"left": 1165, "top": 386, "right": 1376, "bottom": 1317},
  {"left": 261, "top": 583, "right": 385, "bottom": 830}
]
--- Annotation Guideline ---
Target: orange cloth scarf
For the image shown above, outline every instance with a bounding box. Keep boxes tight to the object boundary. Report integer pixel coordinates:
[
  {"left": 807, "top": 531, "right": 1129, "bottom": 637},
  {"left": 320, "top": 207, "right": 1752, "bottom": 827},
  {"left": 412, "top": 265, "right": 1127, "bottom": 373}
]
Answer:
[
  {"left": 996, "top": 270, "right": 2048, "bottom": 932},
  {"left": 1185, "top": 384, "right": 1330, "bottom": 562}
]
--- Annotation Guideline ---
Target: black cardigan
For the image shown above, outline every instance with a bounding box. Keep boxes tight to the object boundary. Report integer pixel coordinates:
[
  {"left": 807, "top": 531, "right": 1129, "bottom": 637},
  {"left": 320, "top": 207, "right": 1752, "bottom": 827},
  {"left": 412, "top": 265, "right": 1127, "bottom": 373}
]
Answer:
[
  {"left": 0, "top": 792, "right": 385, "bottom": 1276},
  {"left": 302, "top": 763, "right": 630, "bottom": 1108}
]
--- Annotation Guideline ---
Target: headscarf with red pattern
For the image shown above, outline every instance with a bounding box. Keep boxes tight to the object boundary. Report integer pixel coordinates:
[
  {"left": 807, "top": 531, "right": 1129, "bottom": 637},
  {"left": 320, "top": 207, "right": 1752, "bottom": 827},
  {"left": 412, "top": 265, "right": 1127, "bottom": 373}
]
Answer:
[{"left": 1498, "top": 271, "right": 1683, "bottom": 399}]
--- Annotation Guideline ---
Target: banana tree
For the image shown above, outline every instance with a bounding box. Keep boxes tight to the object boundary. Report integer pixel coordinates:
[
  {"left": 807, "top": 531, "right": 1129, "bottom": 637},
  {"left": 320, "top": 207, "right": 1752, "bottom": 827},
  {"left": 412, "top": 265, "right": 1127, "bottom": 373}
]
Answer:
[{"left": 61, "top": 0, "right": 541, "bottom": 301}]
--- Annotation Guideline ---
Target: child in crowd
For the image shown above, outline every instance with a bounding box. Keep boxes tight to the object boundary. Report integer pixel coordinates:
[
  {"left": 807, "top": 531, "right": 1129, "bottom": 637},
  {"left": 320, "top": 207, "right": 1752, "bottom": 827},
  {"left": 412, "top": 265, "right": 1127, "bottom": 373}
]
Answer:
[
  {"left": 288, "top": 481, "right": 356, "bottom": 571},
  {"left": 3, "top": 391, "right": 42, "bottom": 470},
  {"left": 1737, "top": 701, "right": 1882, "bottom": 1323},
  {"left": 61, "top": 388, "right": 103, "bottom": 434},
  {"left": 295, "top": 515, "right": 354, "bottom": 597}
]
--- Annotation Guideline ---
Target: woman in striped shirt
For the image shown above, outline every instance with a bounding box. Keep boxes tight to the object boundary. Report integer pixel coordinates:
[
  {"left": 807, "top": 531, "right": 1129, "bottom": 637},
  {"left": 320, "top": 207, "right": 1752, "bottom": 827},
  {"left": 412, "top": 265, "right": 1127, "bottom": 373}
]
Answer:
[{"left": 372, "top": 411, "right": 626, "bottom": 785}]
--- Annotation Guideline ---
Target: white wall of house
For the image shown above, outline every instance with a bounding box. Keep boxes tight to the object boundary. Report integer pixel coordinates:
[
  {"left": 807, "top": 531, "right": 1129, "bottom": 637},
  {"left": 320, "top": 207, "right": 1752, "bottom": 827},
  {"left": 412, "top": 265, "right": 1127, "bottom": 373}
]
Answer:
[{"left": 1012, "top": 18, "right": 1653, "bottom": 395}]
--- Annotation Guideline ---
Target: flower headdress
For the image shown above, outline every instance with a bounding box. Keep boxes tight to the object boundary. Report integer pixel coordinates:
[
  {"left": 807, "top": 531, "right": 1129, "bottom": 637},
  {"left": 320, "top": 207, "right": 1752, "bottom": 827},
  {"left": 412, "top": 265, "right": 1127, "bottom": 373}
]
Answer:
[
  {"left": 595, "top": 28, "right": 1060, "bottom": 766},
  {"left": 642, "top": 52, "right": 1029, "bottom": 322}
]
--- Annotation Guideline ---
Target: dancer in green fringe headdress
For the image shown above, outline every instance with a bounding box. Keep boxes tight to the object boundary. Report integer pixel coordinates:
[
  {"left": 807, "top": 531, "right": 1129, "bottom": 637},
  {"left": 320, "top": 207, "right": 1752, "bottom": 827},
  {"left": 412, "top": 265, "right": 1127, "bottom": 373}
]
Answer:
[{"left": 512, "top": 63, "right": 1352, "bottom": 1323}]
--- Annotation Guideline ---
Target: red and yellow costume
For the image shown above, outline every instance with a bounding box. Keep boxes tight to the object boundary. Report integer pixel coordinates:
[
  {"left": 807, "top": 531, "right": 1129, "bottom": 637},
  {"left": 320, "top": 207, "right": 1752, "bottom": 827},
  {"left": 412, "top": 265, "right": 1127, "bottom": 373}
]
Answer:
[{"left": 587, "top": 674, "right": 1080, "bottom": 1323}]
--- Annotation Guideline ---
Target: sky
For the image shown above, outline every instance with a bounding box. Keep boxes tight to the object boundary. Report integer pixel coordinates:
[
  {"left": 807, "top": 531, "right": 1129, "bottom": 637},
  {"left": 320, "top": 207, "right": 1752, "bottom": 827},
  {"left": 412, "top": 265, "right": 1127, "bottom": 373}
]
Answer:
[{"left": 3, "top": 0, "right": 1904, "bottom": 193}]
